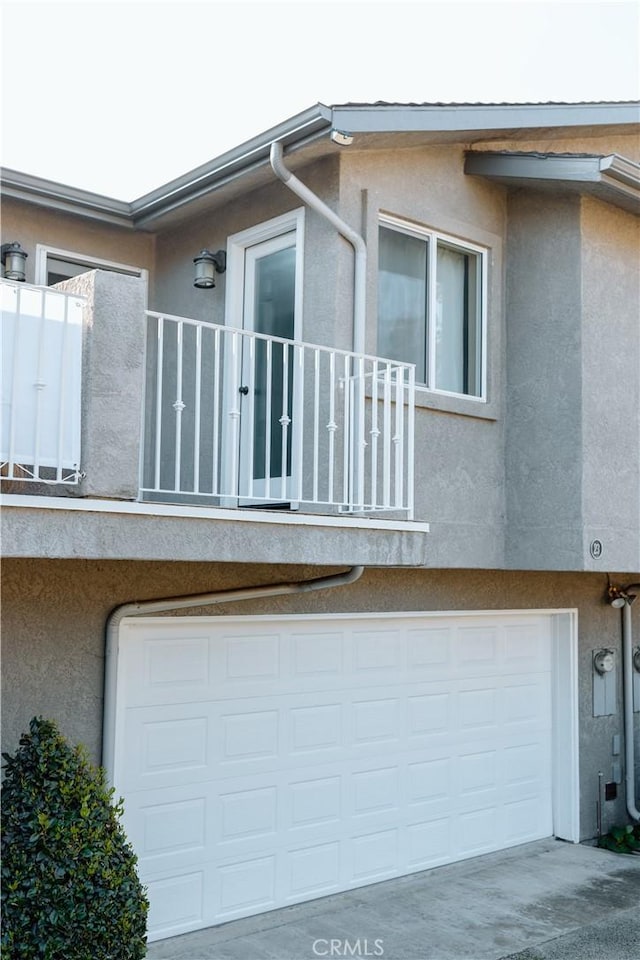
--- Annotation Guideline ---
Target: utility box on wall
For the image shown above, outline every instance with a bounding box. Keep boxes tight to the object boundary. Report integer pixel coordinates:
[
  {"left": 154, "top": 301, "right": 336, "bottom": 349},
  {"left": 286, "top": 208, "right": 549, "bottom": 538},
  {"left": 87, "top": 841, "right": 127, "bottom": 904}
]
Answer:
[{"left": 593, "top": 648, "right": 617, "bottom": 716}]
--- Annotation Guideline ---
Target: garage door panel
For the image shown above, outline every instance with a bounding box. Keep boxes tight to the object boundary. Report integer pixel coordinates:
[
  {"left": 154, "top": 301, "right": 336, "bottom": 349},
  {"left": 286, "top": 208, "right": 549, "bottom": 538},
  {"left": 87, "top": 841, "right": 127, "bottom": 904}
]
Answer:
[
  {"left": 504, "top": 622, "right": 550, "bottom": 667},
  {"left": 116, "top": 612, "right": 555, "bottom": 942},
  {"left": 405, "top": 816, "right": 453, "bottom": 869},
  {"left": 456, "top": 806, "right": 503, "bottom": 857},
  {"left": 407, "top": 627, "right": 453, "bottom": 670},
  {"left": 286, "top": 840, "right": 342, "bottom": 898},
  {"left": 121, "top": 629, "right": 212, "bottom": 707},
  {"left": 145, "top": 868, "right": 208, "bottom": 940},
  {"left": 352, "top": 628, "right": 405, "bottom": 673},
  {"left": 503, "top": 795, "right": 552, "bottom": 844},
  {"left": 121, "top": 704, "right": 215, "bottom": 791}
]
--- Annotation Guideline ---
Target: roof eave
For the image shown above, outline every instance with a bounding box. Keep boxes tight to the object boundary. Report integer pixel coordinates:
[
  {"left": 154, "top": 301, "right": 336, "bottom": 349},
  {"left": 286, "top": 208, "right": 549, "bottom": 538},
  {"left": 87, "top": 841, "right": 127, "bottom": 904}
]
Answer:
[
  {"left": 464, "top": 151, "right": 640, "bottom": 215},
  {"left": 331, "top": 101, "right": 640, "bottom": 134},
  {"left": 131, "top": 103, "right": 332, "bottom": 226},
  {"left": 3, "top": 102, "right": 638, "bottom": 225},
  {"left": 1, "top": 168, "right": 135, "bottom": 228},
  {"left": 1, "top": 103, "right": 333, "bottom": 229}
]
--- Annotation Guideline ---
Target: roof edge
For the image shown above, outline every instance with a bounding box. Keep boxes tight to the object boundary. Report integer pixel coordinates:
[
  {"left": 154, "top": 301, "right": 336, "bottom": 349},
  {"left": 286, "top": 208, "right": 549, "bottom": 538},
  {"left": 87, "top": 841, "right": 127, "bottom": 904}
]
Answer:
[
  {"left": 3, "top": 101, "right": 638, "bottom": 224},
  {"left": 1, "top": 168, "right": 135, "bottom": 227},
  {"left": 130, "top": 103, "right": 332, "bottom": 224},
  {"left": 332, "top": 101, "right": 640, "bottom": 133},
  {"left": 464, "top": 150, "right": 640, "bottom": 215}
]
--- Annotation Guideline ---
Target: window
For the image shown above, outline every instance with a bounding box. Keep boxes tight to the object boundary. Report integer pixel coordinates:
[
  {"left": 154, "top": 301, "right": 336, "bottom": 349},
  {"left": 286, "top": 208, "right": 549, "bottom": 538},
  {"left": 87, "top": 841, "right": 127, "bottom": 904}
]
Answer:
[
  {"left": 378, "top": 217, "right": 486, "bottom": 399},
  {"left": 35, "top": 245, "right": 146, "bottom": 287}
]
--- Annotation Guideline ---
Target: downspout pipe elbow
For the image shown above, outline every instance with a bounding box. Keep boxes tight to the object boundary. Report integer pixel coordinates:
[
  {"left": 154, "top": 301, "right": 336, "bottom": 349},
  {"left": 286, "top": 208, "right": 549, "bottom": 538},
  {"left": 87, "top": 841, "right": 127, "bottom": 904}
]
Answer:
[
  {"left": 102, "top": 566, "right": 364, "bottom": 777},
  {"left": 269, "top": 141, "right": 367, "bottom": 356}
]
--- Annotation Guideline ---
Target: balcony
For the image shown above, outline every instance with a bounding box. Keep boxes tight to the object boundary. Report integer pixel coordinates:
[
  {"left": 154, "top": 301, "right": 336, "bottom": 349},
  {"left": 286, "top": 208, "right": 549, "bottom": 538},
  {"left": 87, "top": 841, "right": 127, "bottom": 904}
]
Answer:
[
  {"left": 1, "top": 281, "right": 84, "bottom": 484},
  {"left": 1, "top": 274, "right": 427, "bottom": 567},
  {"left": 142, "top": 310, "right": 415, "bottom": 517}
]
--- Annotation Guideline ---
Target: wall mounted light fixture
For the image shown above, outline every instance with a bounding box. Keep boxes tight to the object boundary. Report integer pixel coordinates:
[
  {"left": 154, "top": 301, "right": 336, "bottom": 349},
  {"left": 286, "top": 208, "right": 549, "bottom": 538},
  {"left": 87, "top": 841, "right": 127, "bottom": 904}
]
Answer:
[
  {"left": 1, "top": 241, "right": 28, "bottom": 281},
  {"left": 193, "top": 249, "right": 226, "bottom": 288},
  {"left": 607, "top": 583, "right": 632, "bottom": 607},
  {"left": 330, "top": 129, "right": 354, "bottom": 146}
]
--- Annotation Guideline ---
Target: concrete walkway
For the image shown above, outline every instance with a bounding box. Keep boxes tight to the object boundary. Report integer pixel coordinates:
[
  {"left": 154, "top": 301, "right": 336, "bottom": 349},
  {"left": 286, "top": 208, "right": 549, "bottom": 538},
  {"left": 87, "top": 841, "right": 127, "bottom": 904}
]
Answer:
[{"left": 145, "top": 839, "right": 640, "bottom": 960}]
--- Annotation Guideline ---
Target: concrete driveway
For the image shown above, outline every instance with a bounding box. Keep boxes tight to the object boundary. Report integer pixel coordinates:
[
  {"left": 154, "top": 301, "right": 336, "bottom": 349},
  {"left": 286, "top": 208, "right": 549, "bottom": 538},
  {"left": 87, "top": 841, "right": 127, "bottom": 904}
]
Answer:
[{"left": 145, "top": 839, "right": 640, "bottom": 960}]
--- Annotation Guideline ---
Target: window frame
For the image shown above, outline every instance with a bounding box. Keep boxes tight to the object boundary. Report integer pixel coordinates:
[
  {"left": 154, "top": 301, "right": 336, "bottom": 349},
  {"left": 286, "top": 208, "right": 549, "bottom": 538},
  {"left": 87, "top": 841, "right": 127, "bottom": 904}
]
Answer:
[
  {"left": 378, "top": 214, "right": 488, "bottom": 403},
  {"left": 34, "top": 244, "right": 148, "bottom": 288}
]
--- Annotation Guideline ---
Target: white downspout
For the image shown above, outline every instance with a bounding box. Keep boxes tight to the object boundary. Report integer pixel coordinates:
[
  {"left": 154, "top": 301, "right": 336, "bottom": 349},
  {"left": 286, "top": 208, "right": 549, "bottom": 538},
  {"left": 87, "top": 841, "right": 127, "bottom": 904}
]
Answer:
[
  {"left": 269, "top": 141, "right": 367, "bottom": 356},
  {"left": 102, "top": 565, "right": 364, "bottom": 776},
  {"left": 622, "top": 598, "right": 640, "bottom": 820}
]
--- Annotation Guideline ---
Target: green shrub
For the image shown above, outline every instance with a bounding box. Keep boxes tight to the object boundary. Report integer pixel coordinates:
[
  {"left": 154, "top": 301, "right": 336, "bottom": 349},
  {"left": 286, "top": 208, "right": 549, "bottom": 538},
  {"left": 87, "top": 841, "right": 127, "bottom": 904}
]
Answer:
[
  {"left": 598, "top": 822, "right": 640, "bottom": 855},
  {"left": 1, "top": 716, "right": 148, "bottom": 959}
]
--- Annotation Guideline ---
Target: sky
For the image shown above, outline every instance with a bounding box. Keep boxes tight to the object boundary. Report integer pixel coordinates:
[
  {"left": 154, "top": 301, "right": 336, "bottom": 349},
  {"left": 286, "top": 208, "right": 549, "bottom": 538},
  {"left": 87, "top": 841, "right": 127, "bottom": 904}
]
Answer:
[{"left": 1, "top": 0, "right": 639, "bottom": 199}]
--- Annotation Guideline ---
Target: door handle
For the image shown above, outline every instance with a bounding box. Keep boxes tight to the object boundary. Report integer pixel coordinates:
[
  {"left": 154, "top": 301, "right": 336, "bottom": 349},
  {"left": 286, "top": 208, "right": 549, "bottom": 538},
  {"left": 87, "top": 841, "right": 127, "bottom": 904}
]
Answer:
[{"left": 239, "top": 385, "right": 249, "bottom": 395}]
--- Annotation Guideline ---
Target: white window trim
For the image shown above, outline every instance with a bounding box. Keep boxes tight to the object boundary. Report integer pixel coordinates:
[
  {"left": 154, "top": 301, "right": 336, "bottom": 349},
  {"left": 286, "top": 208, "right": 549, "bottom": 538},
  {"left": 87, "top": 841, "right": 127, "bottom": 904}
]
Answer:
[
  {"left": 34, "top": 244, "right": 148, "bottom": 287},
  {"left": 379, "top": 213, "right": 488, "bottom": 402}
]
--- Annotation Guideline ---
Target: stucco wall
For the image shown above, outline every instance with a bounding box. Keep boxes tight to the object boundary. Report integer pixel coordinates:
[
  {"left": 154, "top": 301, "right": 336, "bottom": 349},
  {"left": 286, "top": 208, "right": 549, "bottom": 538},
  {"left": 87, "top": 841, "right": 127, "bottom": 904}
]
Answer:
[
  {"left": 342, "top": 146, "right": 508, "bottom": 566},
  {"left": 505, "top": 190, "right": 640, "bottom": 573},
  {"left": 505, "top": 191, "right": 584, "bottom": 569},
  {"left": 580, "top": 197, "right": 640, "bottom": 570},
  {"left": 151, "top": 155, "right": 350, "bottom": 354},
  {"left": 0, "top": 197, "right": 155, "bottom": 288},
  {"left": 2, "top": 558, "right": 639, "bottom": 840},
  {"left": 147, "top": 147, "right": 509, "bottom": 566},
  {"left": 3, "top": 141, "right": 637, "bottom": 575}
]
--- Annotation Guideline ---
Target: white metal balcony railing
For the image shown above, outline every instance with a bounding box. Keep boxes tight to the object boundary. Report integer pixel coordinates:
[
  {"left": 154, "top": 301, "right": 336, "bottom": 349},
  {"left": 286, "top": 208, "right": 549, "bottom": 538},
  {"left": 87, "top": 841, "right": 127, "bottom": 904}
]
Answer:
[
  {"left": 1, "top": 281, "right": 84, "bottom": 484},
  {"left": 142, "top": 311, "right": 415, "bottom": 516}
]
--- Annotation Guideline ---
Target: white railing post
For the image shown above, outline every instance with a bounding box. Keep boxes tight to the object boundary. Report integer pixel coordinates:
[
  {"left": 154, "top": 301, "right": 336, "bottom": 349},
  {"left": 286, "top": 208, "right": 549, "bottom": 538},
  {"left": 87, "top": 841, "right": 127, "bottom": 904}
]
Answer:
[
  {"left": 153, "top": 316, "right": 164, "bottom": 492},
  {"left": 294, "top": 344, "right": 305, "bottom": 504},
  {"left": 173, "top": 320, "right": 184, "bottom": 492},
  {"left": 6, "top": 284, "right": 21, "bottom": 478},
  {"left": 193, "top": 324, "right": 202, "bottom": 493},
  {"left": 279, "top": 342, "right": 290, "bottom": 502},
  {"left": 370, "top": 359, "right": 379, "bottom": 510},
  {"left": 406, "top": 363, "right": 415, "bottom": 520}
]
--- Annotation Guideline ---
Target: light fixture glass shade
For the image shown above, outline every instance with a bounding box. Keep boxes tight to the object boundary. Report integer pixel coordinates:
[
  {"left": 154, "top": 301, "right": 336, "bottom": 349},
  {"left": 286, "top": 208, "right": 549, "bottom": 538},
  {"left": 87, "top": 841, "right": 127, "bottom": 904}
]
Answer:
[
  {"left": 193, "top": 248, "right": 226, "bottom": 288},
  {"left": 1, "top": 242, "right": 28, "bottom": 281},
  {"left": 194, "top": 250, "right": 217, "bottom": 288}
]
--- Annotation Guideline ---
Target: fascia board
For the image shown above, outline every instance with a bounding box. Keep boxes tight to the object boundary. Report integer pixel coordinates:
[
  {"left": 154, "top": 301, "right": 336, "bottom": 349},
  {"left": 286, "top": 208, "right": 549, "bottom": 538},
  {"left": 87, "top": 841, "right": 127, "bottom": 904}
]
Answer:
[
  {"left": 331, "top": 101, "right": 640, "bottom": 133},
  {"left": 600, "top": 153, "right": 640, "bottom": 188},
  {"left": 4, "top": 102, "right": 637, "bottom": 225},
  {"left": 465, "top": 151, "right": 640, "bottom": 215},
  {"left": 1, "top": 104, "right": 332, "bottom": 228},
  {"left": 464, "top": 152, "right": 604, "bottom": 182},
  {"left": 130, "top": 104, "right": 333, "bottom": 225},
  {"left": 1, "top": 168, "right": 134, "bottom": 227}
]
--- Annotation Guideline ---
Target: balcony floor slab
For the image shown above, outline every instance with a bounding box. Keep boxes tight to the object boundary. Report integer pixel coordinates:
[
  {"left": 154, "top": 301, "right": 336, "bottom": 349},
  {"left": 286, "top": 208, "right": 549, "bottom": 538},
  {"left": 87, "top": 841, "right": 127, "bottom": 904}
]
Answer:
[{"left": 0, "top": 495, "right": 429, "bottom": 567}]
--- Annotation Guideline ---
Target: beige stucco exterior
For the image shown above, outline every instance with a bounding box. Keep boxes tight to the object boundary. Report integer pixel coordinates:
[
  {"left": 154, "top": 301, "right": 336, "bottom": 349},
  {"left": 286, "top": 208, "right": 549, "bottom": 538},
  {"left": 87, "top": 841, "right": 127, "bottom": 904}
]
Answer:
[
  {"left": 1, "top": 196, "right": 155, "bottom": 288},
  {"left": 2, "top": 104, "right": 639, "bottom": 858},
  {"left": 2, "top": 558, "right": 638, "bottom": 841}
]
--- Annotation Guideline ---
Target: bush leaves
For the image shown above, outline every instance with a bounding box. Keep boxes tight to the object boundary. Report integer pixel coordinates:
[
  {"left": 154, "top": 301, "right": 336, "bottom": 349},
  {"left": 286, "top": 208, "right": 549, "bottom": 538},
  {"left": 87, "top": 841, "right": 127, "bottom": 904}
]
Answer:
[{"left": 1, "top": 717, "right": 148, "bottom": 959}]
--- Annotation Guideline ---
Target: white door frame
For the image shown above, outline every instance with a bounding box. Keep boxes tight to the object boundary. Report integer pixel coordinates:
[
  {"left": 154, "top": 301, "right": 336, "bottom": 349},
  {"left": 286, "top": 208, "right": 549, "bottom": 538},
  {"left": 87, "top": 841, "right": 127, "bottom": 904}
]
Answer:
[
  {"left": 221, "top": 209, "right": 305, "bottom": 503},
  {"left": 104, "top": 607, "right": 580, "bottom": 844}
]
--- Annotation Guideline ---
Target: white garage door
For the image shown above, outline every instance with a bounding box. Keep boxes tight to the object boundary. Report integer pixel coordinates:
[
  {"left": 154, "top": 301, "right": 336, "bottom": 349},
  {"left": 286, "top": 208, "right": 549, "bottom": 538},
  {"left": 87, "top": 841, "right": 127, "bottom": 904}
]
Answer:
[{"left": 113, "top": 612, "right": 554, "bottom": 942}]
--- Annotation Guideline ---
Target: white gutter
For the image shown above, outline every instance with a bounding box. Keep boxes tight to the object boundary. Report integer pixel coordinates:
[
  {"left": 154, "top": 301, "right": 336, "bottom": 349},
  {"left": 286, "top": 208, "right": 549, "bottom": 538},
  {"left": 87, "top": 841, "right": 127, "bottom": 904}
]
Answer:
[
  {"left": 622, "top": 596, "right": 640, "bottom": 820},
  {"left": 102, "top": 565, "right": 364, "bottom": 776},
  {"left": 269, "top": 141, "right": 367, "bottom": 355}
]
